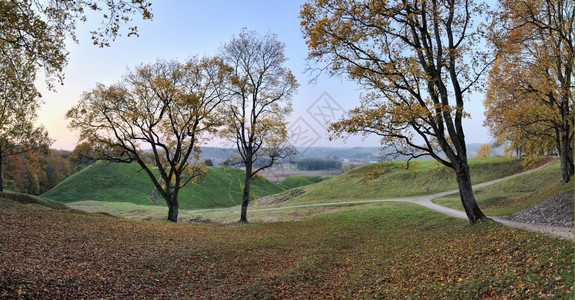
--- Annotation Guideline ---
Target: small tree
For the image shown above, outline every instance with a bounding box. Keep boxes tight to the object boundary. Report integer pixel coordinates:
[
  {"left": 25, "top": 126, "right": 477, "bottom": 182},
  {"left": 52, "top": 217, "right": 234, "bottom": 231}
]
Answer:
[
  {"left": 475, "top": 144, "right": 493, "bottom": 158},
  {"left": 67, "top": 57, "right": 229, "bottom": 222},
  {"left": 220, "top": 29, "right": 298, "bottom": 222},
  {"left": 68, "top": 142, "right": 97, "bottom": 172}
]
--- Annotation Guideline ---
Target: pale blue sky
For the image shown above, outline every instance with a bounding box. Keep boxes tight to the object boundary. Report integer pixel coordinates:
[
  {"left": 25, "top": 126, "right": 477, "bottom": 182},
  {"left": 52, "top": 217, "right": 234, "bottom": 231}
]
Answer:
[{"left": 37, "top": 0, "right": 491, "bottom": 150}]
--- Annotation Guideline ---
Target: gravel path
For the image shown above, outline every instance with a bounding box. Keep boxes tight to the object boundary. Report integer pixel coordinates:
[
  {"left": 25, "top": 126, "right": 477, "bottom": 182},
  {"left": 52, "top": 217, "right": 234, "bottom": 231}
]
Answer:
[{"left": 499, "top": 191, "right": 573, "bottom": 228}]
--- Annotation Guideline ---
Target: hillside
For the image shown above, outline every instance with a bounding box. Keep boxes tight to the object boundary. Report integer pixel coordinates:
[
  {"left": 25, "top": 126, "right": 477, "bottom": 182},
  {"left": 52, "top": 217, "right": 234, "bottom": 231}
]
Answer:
[
  {"left": 434, "top": 159, "right": 573, "bottom": 215},
  {"left": 42, "top": 162, "right": 286, "bottom": 210},
  {"left": 256, "top": 157, "right": 527, "bottom": 207},
  {"left": 0, "top": 192, "right": 69, "bottom": 210}
]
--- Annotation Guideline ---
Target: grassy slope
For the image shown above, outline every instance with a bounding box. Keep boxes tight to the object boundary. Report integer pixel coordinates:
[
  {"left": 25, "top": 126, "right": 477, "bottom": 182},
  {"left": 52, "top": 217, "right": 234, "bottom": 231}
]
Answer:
[
  {"left": 0, "top": 196, "right": 572, "bottom": 298},
  {"left": 63, "top": 157, "right": 571, "bottom": 221},
  {"left": 41, "top": 162, "right": 286, "bottom": 210},
  {"left": 280, "top": 157, "right": 525, "bottom": 206},
  {"left": 279, "top": 175, "right": 324, "bottom": 188},
  {"left": 434, "top": 159, "right": 573, "bottom": 215},
  {"left": 0, "top": 191, "right": 69, "bottom": 210}
]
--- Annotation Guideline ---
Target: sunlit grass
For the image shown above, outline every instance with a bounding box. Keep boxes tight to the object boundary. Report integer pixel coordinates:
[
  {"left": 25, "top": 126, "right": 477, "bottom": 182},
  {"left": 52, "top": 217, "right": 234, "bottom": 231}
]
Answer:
[
  {"left": 434, "top": 160, "right": 572, "bottom": 215},
  {"left": 279, "top": 157, "right": 524, "bottom": 205},
  {"left": 42, "top": 162, "right": 286, "bottom": 210}
]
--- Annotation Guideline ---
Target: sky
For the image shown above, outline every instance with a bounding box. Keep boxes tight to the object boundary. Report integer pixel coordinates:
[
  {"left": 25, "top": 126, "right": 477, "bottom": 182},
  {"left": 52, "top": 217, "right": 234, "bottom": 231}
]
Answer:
[{"left": 36, "top": 0, "right": 492, "bottom": 151}]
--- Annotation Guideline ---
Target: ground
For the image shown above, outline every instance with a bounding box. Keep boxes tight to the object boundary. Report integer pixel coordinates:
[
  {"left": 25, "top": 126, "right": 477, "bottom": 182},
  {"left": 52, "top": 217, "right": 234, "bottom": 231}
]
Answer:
[{"left": 501, "top": 191, "right": 573, "bottom": 228}]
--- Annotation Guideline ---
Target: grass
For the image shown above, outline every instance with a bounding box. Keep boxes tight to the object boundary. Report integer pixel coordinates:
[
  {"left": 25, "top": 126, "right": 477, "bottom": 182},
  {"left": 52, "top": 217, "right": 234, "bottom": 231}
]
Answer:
[
  {"left": 67, "top": 198, "right": 346, "bottom": 223},
  {"left": 275, "top": 157, "right": 525, "bottom": 206},
  {"left": 41, "top": 162, "right": 286, "bottom": 210},
  {"left": 1, "top": 196, "right": 572, "bottom": 298},
  {"left": 66, "top": 157, "right": 567, "bottom": 221},
  {"left": 0, "top": 191, "right": 69, "bottom": 210},
  {"left": 434, "top": 159, "right": 573, "bottom": 215},
  {"left": 279, "top": 175, "right": 326, "bottom": 188}
]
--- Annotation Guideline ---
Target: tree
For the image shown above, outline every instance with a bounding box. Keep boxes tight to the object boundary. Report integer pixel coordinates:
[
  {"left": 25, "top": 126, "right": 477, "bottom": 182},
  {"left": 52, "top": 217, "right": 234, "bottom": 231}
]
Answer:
[
  {"left": 297, "top": 158, "right": 342, "bottom": 171},
  {"left": 220, "top": 29, "right": 298, "bottom": 223},
  {"left": 0, "top": 44, "right": 53, "bottom": 192},
  {"left": 1, "top": 0, "right": 152, "bottom": 89},
  {"left": 301, "top": 0, "right": 492, "bottom": 224},
  {"left": 475, "top": 144, "right": 493, "bottom": 158},
  {"left": 68, "top": 142, "right": 97, "bottom": 172},
  {"left": 0, "top": 117, "right": 52, "bottom": 193},
  {"left": 487, "top": 0, "right": 574, "bottom": 182},
  {"left": 484, "top": 60, "right": 557, "bottom": 160},
  {"left": 0, "top": 0, "right": 152, "bottom": 192},
  {"left": 41, "top": 150, "right": 72, "bottom": 193},
  {"left": 67, "top": 57, "right": 229, "bottom": 222}
]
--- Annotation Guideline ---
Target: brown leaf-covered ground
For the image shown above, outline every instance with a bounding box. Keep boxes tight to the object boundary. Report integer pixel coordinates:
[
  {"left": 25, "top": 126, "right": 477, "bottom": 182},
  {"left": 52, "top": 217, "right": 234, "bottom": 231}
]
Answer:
[{"left": 1, "top": 197, "right": 573, "bottom": 299}]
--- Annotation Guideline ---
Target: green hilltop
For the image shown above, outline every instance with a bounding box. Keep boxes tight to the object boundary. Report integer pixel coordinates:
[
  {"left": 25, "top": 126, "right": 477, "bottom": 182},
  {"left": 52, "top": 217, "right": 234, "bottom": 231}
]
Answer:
[
  {"left": 254, "top": 157, "right": 571, "bottom": 215},
  {"left": 41, "top": 161, "right": 286, "bottom": 210},
  {"left": 264, "top": 157, "right": 526, "bottom": 206}
]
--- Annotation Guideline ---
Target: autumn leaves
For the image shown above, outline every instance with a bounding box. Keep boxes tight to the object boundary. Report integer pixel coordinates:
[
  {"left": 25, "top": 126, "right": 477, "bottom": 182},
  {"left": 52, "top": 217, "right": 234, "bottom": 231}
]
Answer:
[
  {"left": 301, "top": 0, "right": 492, "bottom": 223},
  {"left": 485, "top": 0, "right": 574, "bottom": 183},
  {"left": 300, "top": 0, "right": 574, "bottom": 223},
  {"left": 66, "top": 30, "right": 297, "bottom": 222}
]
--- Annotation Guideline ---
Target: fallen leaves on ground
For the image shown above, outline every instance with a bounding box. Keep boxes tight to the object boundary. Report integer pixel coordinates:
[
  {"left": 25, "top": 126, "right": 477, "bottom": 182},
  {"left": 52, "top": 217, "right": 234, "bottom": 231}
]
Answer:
[{"left": 0, "top": 200, "right": 572, "bottom": 299}]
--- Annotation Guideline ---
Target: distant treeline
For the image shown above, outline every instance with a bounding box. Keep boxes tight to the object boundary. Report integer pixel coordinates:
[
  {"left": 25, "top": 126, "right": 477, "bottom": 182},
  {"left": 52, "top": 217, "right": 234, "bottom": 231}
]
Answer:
[
  {"left": 297, "top": 158, "right": 342, "bottom": 171},
  {"left": 3, "top": 143, "right": 96, "bottom": 195},
  {"left": 3, "top": 150, "right": 72, "bottom": 195}
]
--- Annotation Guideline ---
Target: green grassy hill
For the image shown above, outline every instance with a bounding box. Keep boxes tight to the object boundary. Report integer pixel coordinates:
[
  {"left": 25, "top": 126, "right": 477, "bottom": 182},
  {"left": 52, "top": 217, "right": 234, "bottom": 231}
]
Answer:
[
  {"left": 252, "top": 157, "right": 572, "bottom": 218},
  {"left": 271, "top": 157, "right": 526, "bottom": 206},
  {"left": 41, "top": 161, "right": 286, "bottom": 210}
]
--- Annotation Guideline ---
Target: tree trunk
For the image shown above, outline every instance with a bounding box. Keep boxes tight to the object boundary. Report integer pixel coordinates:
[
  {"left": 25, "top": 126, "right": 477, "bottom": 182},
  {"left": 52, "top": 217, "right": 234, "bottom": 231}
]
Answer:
[
  {"left": 165, "top": 186, "right": 180, "bottom": 222},
  {"left": 167, "top": 199, "right": 179, "bottom": 222},
  {"left": 0, "top": 154, "right": 3, "bottom": 192},
  {"left": 455, "top": 161, "right": 486, "bottom": 224},
  {"left": 239, "top": 164, "right": 252, "bottom": 223},
  {"left": 559, "top": 131, "right": 574, "bottom": 184}
]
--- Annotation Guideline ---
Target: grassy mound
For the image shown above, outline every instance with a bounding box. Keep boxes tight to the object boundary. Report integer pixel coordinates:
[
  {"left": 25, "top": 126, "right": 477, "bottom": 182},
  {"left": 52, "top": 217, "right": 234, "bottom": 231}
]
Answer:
[
  {"left": 41, "top": 162, "right": 286, "bottom": 210},
  {"left": 270, "top": 157, "right": 525, "bottom": 206},
  {"left": 279, "top": 175, "right": 326, "bottom": 188}
]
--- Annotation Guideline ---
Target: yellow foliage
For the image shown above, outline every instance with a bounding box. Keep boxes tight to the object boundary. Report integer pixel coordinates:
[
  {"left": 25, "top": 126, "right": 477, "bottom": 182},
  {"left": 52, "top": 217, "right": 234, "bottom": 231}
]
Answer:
[
  {"left": 475, "top": 144, "right": 493, "bottom": 158},
  {"left": 361, "top": 165, "right": 390, "bottom": 182}
]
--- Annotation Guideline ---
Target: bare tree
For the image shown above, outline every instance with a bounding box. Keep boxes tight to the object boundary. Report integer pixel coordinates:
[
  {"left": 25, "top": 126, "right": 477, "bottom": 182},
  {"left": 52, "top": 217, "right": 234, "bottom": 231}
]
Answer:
[{"left": 220, "top": 29, "right": 298, "bottom": 222}]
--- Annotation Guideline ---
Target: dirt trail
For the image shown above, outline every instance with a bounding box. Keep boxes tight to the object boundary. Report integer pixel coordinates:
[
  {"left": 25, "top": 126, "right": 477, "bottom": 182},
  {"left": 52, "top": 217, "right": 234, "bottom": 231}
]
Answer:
[{"left": 245, "top": 160, "right": 574, "bottom": 240}]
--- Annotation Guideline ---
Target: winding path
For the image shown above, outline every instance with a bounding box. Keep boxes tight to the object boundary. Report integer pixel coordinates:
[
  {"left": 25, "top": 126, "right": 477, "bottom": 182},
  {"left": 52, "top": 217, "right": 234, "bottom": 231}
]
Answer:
[{"left": 196, "top": 161, "right": 574, "bottom": 240}]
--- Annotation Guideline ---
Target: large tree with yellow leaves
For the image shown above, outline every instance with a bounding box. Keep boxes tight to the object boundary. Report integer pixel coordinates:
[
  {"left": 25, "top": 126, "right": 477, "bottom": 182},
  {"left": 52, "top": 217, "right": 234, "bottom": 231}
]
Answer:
[
  {"left": 67, "top": 58, "right": 229, "bottom": 222},
  {"left": 301, "top": 0, "right": 492, "bottom": 224},
  {"left": 486, "top": 0, "right": 574, "bottom": 182}
]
